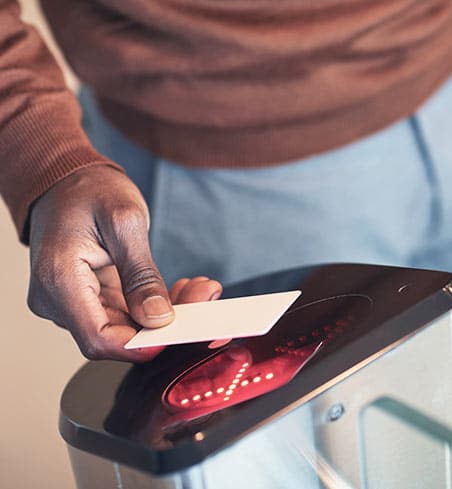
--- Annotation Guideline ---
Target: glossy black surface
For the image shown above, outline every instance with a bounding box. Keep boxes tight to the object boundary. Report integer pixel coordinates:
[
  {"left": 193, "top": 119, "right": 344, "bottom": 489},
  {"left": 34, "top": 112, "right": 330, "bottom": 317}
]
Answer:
[{"left": 60, "top": 263, "right": 452, "bottom": 474}]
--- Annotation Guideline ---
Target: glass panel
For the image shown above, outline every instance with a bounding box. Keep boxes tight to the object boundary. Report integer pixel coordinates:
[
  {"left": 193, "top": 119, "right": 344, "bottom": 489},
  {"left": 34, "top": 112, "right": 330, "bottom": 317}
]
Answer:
[{"left": 359, "top": 397, "right": 452, "bottom": 489}]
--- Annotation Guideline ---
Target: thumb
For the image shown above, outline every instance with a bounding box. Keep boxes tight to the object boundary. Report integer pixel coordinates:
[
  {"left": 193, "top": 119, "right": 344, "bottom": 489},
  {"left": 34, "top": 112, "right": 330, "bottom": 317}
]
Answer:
[{"left": 102, "top": 207, "right": 174, "bottom": 328}]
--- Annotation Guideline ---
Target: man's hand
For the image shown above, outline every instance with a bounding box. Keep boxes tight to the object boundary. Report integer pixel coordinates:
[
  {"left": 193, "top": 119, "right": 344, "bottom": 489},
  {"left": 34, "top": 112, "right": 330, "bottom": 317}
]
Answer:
[{"left": 27, "top": 166, "right": 222, "bottom": 362}]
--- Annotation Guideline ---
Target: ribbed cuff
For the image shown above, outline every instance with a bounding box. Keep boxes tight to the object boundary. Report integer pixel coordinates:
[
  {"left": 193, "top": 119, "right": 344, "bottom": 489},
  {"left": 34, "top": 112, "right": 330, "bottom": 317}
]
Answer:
[{"left": 0, "top": 99, "right": 124, "bottom": 244}]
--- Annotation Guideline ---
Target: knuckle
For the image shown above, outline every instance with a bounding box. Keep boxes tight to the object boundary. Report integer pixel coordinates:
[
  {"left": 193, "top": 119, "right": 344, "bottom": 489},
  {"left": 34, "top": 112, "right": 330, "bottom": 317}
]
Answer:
[
  {"left": 26, "top": 289, "right": 47, "bottom": 317},
  {"left": 123, "top": 265, "right": 162, "bottom": 296},
  {"left": 80, "top": 340, "right": 105, "bottom": 361},
  {"left": 109, "top": 204, "right": 147, "bottom": 237}
]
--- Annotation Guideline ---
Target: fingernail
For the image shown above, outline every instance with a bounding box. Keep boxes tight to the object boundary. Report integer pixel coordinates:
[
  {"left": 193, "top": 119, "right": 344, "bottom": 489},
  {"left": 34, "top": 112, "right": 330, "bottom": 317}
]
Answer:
[
  {"left": 143, "top": 296, "right": 173, "bottom": 318},
  {"left": 209, "top": 292, "right": 221, "bottom": 301}
]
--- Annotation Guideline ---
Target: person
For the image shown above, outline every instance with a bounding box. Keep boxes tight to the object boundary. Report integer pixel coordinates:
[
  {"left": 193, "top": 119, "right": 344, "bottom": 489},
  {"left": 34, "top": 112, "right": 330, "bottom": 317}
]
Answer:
[{"left": 2, "top": 0, "right": 452, "bottom": 363}]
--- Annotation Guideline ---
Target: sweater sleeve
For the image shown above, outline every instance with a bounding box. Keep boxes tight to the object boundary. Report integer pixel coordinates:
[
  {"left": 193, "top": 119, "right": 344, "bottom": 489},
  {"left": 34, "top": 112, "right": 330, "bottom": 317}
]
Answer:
[{"left": 0, "top": 0, "right": 124, "bottom": 244}]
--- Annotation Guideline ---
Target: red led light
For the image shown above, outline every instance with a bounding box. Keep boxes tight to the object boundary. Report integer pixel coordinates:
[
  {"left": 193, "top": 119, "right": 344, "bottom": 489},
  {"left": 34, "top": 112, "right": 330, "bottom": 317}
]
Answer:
[{"left": 163, "top": 339, "right": 323, "bottom": 422}]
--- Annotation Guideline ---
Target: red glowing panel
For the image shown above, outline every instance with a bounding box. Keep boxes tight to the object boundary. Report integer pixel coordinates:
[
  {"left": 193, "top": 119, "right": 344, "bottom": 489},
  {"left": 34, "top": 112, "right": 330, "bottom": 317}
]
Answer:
[{"left": 162, "top": 341, "right": 322, "bottom": 425}]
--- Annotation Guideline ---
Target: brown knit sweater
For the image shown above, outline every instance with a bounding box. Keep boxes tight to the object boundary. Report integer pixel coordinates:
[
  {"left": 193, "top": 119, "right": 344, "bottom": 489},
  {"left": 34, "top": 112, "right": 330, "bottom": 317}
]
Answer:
[{"left": 2, "top": 0, "right": 452, "bottom": 242}]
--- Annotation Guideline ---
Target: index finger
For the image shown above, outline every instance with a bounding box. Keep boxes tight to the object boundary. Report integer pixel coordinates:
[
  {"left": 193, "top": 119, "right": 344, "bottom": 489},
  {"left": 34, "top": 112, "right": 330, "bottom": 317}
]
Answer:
[{"left": 62, "top": 260, "right": 163, "bottom": 362}]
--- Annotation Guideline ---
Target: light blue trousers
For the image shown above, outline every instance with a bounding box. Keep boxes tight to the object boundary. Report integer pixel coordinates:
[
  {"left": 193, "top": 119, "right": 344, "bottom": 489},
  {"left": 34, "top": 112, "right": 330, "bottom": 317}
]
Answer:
[{"left": 80, "top": 79, "right": 452, "bottom": 288}]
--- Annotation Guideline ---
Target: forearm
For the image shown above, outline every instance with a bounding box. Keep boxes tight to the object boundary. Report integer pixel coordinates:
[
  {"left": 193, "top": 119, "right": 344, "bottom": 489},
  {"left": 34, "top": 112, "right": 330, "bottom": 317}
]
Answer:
[{"left": 0, "top": 0, "right": 123, "bottom": 243}]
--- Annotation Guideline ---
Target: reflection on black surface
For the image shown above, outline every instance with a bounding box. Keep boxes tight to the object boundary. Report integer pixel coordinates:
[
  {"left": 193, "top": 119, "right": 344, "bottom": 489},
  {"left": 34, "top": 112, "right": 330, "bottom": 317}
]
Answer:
[
  {"left": 105, "top": 295, "right": 372, "bottom": 448},
  {"left": 162, "top": 342, "right": 322, "bottom": 424}
]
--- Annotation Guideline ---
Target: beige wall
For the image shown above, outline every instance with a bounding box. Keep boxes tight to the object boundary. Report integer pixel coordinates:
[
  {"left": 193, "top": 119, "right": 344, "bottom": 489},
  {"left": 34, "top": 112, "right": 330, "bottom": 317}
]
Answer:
[{"left": 0, "top": 2, "right": 83, "bottom": 489}]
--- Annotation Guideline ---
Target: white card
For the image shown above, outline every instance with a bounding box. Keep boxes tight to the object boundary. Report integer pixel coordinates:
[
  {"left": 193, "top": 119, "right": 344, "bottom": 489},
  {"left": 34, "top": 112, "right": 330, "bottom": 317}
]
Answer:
[{"left": 124, "top": 290, "right": 301, "bottom": 349}]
